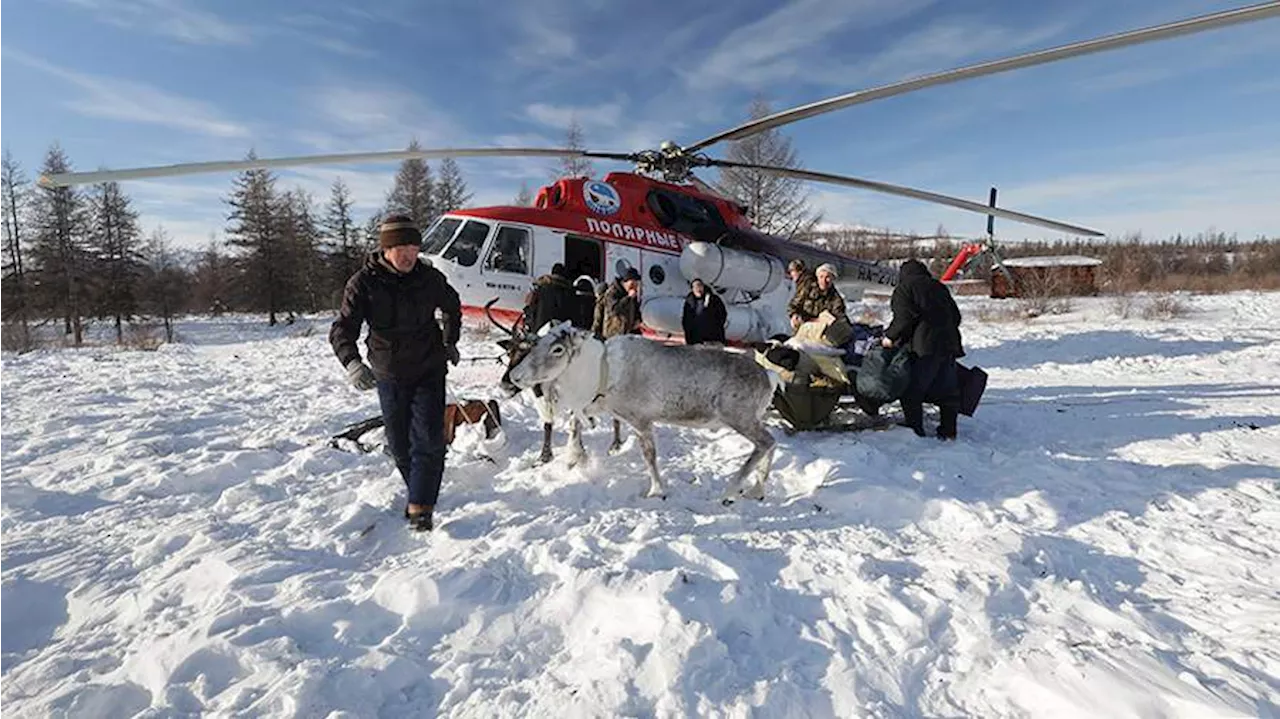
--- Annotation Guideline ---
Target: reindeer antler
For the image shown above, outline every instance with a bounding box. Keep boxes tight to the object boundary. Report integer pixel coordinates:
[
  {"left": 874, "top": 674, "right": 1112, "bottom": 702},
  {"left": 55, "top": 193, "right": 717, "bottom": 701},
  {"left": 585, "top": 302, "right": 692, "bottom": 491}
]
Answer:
[{"left": 483, "top": 298, "right": 520, "bottom": 338}]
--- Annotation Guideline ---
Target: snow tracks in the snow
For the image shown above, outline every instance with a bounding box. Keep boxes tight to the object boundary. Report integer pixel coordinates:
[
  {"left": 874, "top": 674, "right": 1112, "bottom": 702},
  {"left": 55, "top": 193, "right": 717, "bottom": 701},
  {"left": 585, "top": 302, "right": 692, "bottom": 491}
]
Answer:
[{"left": 3, "top": 301, "right": 1279, "bottom": 717}]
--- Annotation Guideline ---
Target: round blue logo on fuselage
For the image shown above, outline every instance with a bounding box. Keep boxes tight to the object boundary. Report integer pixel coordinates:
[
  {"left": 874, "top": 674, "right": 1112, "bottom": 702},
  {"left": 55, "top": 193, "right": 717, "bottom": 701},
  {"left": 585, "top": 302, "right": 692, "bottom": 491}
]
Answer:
[{"left": 583, "top": 181, "right": 622, "bottom": 215}]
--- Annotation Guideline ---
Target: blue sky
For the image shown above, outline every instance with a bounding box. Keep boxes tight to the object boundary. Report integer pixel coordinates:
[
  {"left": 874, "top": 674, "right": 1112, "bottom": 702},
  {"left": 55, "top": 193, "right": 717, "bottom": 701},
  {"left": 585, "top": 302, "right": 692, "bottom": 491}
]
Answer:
[{"left": 3, "top": 0, "right": 1278, "bottom": 248}]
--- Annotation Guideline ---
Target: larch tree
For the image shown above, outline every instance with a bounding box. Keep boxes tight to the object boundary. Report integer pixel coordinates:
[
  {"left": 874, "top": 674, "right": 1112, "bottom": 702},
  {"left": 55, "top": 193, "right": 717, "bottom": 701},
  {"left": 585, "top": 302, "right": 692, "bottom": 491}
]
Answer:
[
  {"left": 554, "top": 119, "right": 594, "bottom": 179},
  {"left": 322, "top": 178, "right": 362, "bottom": 305},
  {"left": 30, "top": 143, "right": 90, "bottom": 345},
  {"left": 362, "top": 212, "right": 383, "bottom": 249},
  {"left": 278, "top": 188, "right": 322, "bottom": 315},
  {"left": 385, "top": 139, "right": 435, "bottom": 229},
  {"left": 433, "top": 157, "right": 472, "bottom": 214},
  {"left": 2, "top": 151, "right": 34, "bottom": 348},
  {"left": 225, "top": 152, "right": 287, "bottom": 325},
  {"left": 192, "top": 237, "right": 234, "bottom": 315},
  {"left": 513, "top": 181, "right": 534, "bottom": 207},
  {"left": 88, "top": 180, "right": 144, "bottom": 343},
  {"left": 715, "top": 97, "right": 822, "bottom": 239},
  {"left": 143, "top": 226, "right": 186, "bottom": 342}
]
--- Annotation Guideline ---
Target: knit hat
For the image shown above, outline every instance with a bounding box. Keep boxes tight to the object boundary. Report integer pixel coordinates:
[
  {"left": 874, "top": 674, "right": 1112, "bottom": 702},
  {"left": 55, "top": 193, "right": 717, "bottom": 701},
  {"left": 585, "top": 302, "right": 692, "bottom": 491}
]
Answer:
[
  {"left": 815, "top": 263, "right": 838, "bottom": 279},
  {"left": 787, "top": 259, "right": 806, "bottom": 273},
  {"left": 379, "top": 214, "right": 422, "bottom": 249},
  {"left": 622, "top": 267, "right": 641, "bottom": 282}
]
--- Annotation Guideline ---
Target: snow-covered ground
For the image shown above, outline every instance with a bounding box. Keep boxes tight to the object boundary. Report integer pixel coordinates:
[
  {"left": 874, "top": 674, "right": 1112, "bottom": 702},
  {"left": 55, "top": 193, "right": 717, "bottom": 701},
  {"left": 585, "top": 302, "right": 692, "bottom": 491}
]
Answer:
[{"left": 3, "top": 292, "right": 1278, "bottom": 718}]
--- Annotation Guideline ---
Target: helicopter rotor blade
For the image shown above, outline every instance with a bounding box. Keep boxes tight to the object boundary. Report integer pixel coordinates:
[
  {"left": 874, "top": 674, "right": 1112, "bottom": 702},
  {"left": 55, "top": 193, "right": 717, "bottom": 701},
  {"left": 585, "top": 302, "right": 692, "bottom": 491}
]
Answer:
[
  {"left": 707, "top": 159, "right": 1104, "bottom": 236},
  {"left": 37, "top": 147, "right": 637, "bottom": 187},
  {"left": 684, "top": 1, "right": 1280, "bottom": 153}
]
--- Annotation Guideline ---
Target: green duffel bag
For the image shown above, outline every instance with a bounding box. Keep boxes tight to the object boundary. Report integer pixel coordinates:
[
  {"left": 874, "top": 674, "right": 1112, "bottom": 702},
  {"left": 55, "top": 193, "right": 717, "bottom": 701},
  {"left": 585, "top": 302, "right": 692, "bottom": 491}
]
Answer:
[{"left": 855, "top": 345, "right": 913, "bottom": 404}]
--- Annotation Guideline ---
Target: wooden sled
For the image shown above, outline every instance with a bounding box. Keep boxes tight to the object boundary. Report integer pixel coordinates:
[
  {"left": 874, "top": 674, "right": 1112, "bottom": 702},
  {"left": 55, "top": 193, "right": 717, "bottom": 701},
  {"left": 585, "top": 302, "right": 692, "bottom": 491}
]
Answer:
[{"left": 329, "top": 399, "right": 502, "bottom": 453}]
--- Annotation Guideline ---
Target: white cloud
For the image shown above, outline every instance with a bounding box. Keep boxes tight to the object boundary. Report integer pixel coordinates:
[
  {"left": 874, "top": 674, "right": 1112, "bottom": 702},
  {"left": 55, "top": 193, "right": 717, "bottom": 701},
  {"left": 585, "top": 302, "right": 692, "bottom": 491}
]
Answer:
[
  {"left": 850, "top": 14, "right": 1074, "bottom": 86},
  {"left": 62, "top": 0, "right": 380, "bottom": 57},
  {"left": 7, "top": 51, "right": 249, "bottom": 138},
  {"left": 63, "top": 0, "right": 252, "bottom": 45},
  {"left": 312, "top": 86, "right": 457, "bottom": 147},
  {"left": 524, "top": 102, "right": 623, "bottom": 131},
  {"left": 684, "top": 0, "right": 936, "bottom": 91}
]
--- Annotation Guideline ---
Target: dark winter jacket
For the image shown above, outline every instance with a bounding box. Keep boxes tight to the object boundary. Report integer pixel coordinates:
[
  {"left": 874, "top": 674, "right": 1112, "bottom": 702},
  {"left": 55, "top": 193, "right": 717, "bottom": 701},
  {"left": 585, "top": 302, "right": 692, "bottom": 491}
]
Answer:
[
  {"left": 592, "top": 280, "right": 642, "bottom": 338},
  {"left": 572, "top": 280, "right": 597, "bottom": 330},
  {"left": 682, "top": 291, "right": 728, "bottom": 344},
  {"left": 330, "top": 251, "right": 462, "bottom": 382},
  {"left": 885, "top": 259, "right": 963, "bottom": 358},
  {"left": 523, "top": 272, "right": 578, "bottom": 332},
  {"left": 787, "top": 271, "right": 848, "bottom": 323}
]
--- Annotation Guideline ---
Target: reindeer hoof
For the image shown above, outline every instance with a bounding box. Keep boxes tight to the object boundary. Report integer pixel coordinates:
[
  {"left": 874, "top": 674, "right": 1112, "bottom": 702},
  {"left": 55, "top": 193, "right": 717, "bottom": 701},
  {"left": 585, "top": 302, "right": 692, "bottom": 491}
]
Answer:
[
  {"left": 538, "top": 451, "right": 553, "bottom": 465},
  {"left": 742, "top": 487, "right": 766, "bottom": 501},
  {"left": 607, "top": 443, "right": 623, "bottom": 456},
  {"left": 720, "top": 497, "right": 735, "bottom": 507}
]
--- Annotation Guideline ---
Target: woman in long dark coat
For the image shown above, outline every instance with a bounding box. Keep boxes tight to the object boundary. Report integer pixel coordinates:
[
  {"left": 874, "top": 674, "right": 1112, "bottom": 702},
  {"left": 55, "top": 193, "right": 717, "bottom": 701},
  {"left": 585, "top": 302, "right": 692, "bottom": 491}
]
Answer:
[{"left": 682, "top": 278, "right": 728, "bottom": 345}]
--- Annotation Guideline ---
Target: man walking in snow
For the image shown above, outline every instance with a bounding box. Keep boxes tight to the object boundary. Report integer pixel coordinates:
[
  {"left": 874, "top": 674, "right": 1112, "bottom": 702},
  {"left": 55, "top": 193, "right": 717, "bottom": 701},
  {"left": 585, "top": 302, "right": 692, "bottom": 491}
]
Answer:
[{"left": 329, "top": 214, "right": 462, "bottom": 531}]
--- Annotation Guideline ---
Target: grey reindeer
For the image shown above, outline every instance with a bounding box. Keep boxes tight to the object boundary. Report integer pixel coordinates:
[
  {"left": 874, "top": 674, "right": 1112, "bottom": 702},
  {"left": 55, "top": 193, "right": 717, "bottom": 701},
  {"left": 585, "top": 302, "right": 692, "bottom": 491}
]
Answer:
[{"left": 507, "top": 321, "right": 780, "bottom": 503}]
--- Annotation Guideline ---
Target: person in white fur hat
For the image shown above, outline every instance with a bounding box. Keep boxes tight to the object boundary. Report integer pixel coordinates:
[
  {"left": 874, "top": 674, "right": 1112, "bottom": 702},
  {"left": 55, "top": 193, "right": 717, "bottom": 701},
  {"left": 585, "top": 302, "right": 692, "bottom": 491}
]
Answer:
[{"left": 787, "top": 261, "right": 848, "bottom": 328}]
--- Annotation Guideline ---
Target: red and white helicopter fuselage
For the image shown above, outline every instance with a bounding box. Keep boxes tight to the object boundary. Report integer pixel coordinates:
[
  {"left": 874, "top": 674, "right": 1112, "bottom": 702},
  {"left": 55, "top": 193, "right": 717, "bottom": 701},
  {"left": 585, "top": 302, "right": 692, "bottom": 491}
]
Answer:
[{"left": 422, "top": 171, "right": 898, "bottom": 342}]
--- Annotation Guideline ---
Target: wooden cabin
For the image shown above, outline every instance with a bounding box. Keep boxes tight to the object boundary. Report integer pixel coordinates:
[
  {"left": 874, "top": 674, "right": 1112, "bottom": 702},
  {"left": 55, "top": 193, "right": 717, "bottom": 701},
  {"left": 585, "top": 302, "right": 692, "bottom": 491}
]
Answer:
[{"left": 990, "top": 255, "right": 1102, "bottom": 299}]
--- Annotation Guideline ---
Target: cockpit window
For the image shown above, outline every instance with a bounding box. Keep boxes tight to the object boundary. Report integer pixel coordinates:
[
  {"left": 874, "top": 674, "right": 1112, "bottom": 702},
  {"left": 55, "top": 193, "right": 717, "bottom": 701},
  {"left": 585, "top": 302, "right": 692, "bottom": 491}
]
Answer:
[
  {"left": 484, "top": 226, "right": 531, "bottom": 275},
  {"left": 422, "top": 217, "right": 462, "bottom": 255},
  {"left": 442, "top": 220, "right": 490, "bottom": 267}
]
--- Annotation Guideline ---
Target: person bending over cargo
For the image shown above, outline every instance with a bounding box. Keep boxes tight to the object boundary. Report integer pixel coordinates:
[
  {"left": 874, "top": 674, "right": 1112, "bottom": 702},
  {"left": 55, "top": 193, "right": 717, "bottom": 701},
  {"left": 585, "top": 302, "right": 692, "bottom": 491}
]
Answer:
[{"left": 882, "top": 259, "right": 964, "bottom": 440}]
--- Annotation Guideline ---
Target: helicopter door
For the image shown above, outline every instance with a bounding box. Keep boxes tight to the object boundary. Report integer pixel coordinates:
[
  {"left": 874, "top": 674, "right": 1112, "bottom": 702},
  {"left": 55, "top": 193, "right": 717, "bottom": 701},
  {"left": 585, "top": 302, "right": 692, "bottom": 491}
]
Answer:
[
  {"left": 564, "top": 234, "right": 603, "bottom": 283},
  {"left": 480, "top": 224, "right": 534, "bottom": 308},
  {"left": 605, "top": 240, "right": 641, "bottom": 285}
]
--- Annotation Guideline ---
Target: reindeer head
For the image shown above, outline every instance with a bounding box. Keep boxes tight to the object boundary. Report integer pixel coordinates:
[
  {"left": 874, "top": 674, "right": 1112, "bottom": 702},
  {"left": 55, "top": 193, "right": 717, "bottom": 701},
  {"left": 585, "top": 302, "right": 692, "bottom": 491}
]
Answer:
[
  {"left": 508, "top": 321, "right": 591, "bottom": 390},
  {"left": 486, "top": 299, "right": 535, "bottom": 397}
]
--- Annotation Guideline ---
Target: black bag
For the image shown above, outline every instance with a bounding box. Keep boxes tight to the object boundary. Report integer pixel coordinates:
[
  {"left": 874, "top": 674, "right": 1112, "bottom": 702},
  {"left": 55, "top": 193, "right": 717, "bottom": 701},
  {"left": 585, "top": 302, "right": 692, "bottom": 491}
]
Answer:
[
  {"left": 956, "top": 363, "right": 988, "bottom": 417},
  {"left": 855, "top": 345, "right": 913, "bottom": 403}
]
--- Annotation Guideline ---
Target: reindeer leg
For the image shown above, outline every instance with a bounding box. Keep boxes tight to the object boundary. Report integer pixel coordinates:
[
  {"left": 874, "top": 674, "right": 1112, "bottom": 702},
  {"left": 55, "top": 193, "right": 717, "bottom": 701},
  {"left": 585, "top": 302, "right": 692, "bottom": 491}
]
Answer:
[
  {"left": 539, "top": 423, "right": 554, "bottom": 464},
  {"left": 632, "top": 422, "right": 665, "bottom": 499},
  {"left": 722, "top": 421, "right": 776, "bottom": 504},
  {"left": 565, "top": 415, "right": 587, "bottom": 468},
  {"left": 608, "top": 418, "right": 624, "bottom": 455}
]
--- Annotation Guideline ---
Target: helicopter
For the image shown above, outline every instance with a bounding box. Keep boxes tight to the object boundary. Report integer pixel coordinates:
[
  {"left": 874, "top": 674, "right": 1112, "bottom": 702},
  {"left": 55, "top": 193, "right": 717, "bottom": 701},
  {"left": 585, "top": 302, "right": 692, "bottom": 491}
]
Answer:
[{"left": 39, "top": 2, "right": 1280, "bottom": 343}]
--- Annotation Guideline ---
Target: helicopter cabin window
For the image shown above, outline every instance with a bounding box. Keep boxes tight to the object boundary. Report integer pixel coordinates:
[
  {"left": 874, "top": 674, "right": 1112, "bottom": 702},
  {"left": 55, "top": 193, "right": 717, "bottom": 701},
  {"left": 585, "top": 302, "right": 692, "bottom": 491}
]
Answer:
[
  {"left": 484, "top": 226, "right": 531, "bottom": 275},
  {"left": 442, "top": 220, "right": 490, "bottom": 267},
  {"left": 422, "top": 217, "right": 462, "bottom": 255}
]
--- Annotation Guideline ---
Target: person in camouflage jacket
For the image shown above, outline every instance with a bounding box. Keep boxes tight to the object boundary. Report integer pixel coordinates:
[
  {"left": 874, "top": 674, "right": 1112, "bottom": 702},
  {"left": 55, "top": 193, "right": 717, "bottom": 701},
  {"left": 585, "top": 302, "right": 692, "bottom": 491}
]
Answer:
[
  {"left": 590, "top": 266, "right": 642, "bottom": 452},
  {"left": 787, "top": 262, "right": 847, "bottom": 328},
  {"left": 592, "top": 267, "right": 643, "bottom": 339}
]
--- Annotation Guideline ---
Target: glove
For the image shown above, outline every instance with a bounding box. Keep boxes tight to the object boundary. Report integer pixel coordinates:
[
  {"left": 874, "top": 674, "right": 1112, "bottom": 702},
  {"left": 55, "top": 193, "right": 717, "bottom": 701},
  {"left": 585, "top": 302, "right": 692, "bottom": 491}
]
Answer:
[
  {"left": 345, "top": 360, "right": 376, "bottom": 391},
  {"left": 445, "top": 345, "right": 461, "bottom": 366}
]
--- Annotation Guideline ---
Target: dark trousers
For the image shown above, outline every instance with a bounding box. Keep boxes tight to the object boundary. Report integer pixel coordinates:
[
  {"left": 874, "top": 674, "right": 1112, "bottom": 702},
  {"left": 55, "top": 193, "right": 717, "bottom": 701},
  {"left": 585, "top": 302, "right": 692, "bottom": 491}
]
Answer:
[
  {"left": 376, "top": 369, "right": 447, "bottom": 506},
  {"left": 901, "top": 352, "right": 961, "bottom": 436}
]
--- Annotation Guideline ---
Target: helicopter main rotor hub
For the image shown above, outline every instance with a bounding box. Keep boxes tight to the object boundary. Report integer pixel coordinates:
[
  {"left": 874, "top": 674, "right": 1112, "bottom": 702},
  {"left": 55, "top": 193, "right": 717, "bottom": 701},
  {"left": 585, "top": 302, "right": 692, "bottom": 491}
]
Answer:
[{"left": 630, "top": 144, "right": 711, "bottom": 183}]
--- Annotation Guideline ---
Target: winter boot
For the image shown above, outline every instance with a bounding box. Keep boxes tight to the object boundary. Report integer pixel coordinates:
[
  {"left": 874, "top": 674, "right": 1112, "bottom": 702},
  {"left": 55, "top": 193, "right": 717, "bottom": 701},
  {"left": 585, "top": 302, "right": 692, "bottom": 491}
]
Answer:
[
  {"left": 937, "top": 406, "right": 958, "bottom": 441},
  {"left": 406, "top": 504, "right": 434, "bottom": 532},
  {"left": 898, "top": 401, "right": 926, "bottom": 437}
]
